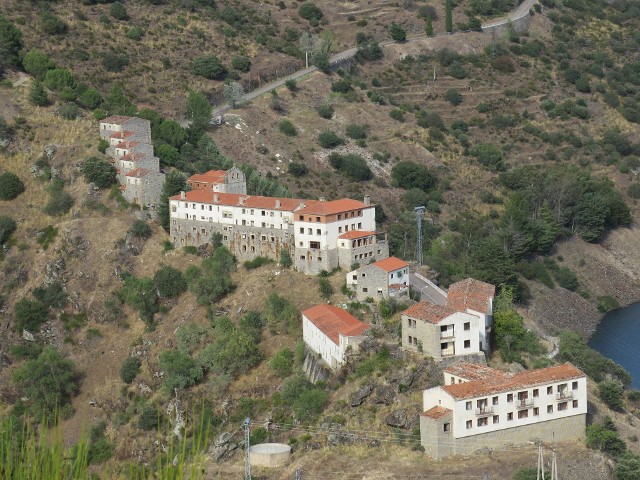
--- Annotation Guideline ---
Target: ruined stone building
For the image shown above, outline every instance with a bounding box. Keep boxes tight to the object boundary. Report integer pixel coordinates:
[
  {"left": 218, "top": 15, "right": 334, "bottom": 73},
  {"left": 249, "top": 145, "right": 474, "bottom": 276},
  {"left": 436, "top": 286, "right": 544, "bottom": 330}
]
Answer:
[
  {"left": 169, "top": 180, "right": 390, "bottom": 274},
  {"left": 99, "top": 116, "right": 165, "bottom": 208},
  {"left": 188, "top": 167, "right": 246, "bottom": 194}
]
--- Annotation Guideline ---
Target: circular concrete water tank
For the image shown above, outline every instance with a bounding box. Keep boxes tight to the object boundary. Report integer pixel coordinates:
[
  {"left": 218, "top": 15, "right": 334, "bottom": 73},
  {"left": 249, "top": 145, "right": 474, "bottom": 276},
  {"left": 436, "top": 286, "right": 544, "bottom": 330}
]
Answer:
[{"left": 249, "top": 443, "right": 292, "bottom": 467}]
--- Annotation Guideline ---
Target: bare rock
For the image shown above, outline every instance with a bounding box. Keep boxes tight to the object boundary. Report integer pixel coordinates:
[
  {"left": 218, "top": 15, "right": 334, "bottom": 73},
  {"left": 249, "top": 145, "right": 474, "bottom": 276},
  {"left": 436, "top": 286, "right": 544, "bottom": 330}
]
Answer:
[
  {"left": 22, "top": 330, "right": 35, "bottom": 342},
  {"left": 44, "top": 257, "right": 66, "bottom": 285},
  {"left": 350, "top": 383, "right": 374, "bottom": 407},
  {"left": 43, "top": 145, "right": 57, "bottom": 160},
  {"left": 385, "top": 409, "right": 408, "bottom": 428},
  {"left": 374, "top": 385, "right": 396, "bottom": 405}
]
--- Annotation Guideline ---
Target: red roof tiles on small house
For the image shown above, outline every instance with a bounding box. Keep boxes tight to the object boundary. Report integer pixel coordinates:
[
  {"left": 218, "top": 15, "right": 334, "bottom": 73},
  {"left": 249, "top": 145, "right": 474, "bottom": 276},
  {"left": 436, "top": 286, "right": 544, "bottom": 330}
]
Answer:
[
  {"left": 302, "top": 305, "right": 369, "bottom": 346},
  {"left": 125, "top": 168, "right": 150, "bottom": 178},
  {"left": 442, "top": 363, "right": 585, "bottom": 400},
  {"left": 120, "top": 152, "right": 146, "bottom": 162},
  {"left": 421, "top": 406, "right": 452, "bottom": 420},
  {"left": 297, "top": 198, "right": 369, "bottom": 216},
  {"left": 371, "top": 256, "right": 409, "bottom": 273},
  {"left": 116, "top": 141, "right": 140, "bottom": 149},
  {"left": 109, "top": 130, "right": 135, "bottom": 140},
  {"left": 101, "top": 115, "right": 133, "bottom": 125},
  {"left": 188, "top": 170, "right": 227, "bottom": 185},
  {"left": 338, "top": 230, "right": 377, "bottom": 240},
  {"left": 402, "top": 302, "right": 458, "bottom": 325},
  {"left": 446, "top": 278, "right": 495, "bottom": 314}
]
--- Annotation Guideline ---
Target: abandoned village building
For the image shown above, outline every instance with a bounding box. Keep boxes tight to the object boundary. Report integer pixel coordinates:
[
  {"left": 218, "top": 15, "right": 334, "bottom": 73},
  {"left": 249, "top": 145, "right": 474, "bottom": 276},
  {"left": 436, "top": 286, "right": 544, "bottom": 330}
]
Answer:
[
  {"left": 99, "top": 116, "right": 165, "bottom": 208},
  {"left": 168, "top": 171, "right": 390, "bottom": 274},
  {"left": 346, "top": 256, "right": 410, "bottom": 301}
]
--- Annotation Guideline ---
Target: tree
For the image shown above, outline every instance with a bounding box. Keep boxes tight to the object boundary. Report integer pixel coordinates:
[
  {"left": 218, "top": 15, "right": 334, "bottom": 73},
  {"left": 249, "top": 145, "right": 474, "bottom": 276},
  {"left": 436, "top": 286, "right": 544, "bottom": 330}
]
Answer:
[
  {"left": 0, "top": 15, "right": 23, "bottom": 68},
  {"left": 318, "top": 130, "right": 344, "bottom": 149},
  {"left": 186, "top": 90, "right": 212, "bottom": 131},
  {"left": 319, "top": 278, "right": 334, "bottom": 300},
  {"left": 129, "top": 220, "right": 153, "bottom": 239},
  {"left": 0, "top": 215, "right": 16, "bottom": 244},
  {"left": 102, "top": 84, "right": 136, "bottom": 116},
  {"left": 192, "top": 55, "right": 227, "bottom": 80},
  {"left": 159, "top": 350, "right": 203, "bottom": 392},
  {"left": 424, "top": 15, "right": 433, "bottom": 37},
  {"left": 153, "top": 265, "right": 187, "bottom": 298},
  {"left": 575, "top": 192, "right": 609, "bottom": 242},
  {"left": 120, "top": 357, "right": 141, "bottom": 383},
  {"left": 444, "top": 89, "right": 463, "bottom": 106},
  {"left": 470, "top": 143, "right": 505, "bottom": 171},
  {"left": 109, "top": 1, "right": 129, "bottom": 20},
  {"left": 445, "top": 0, "right": 453, "bottom": 33},
  {"left": 12, "top": 346, "right": 79, "bottom": 419},
  {"left": 0, "top": 172, "right": 25, "bottom": 200},
  {"left": 82, "top": 156, "right": 116, "bottom": 188},
  {"left": 278, "top": 119, "right": 297, "bottom": 136},
  {"left": 14, "top": 298, "right": 48, "bottom": 332},
  {"left": 157, "top": 120, "right": 187, "bottom": 148},
  {"left": 41, "top": 12, "right": 68, "bottom": 35},
  {"left": 391, "top": 161, "right": 437, "bottom": 191},
  {"left": 298, "top": 3, "right": 323, "bottom": 23},
  {"left": 159, "top": 171, "right": 188, "bottom": 231},
  {"left": 599, "top": 380, "right": 625, "bottom": 411},
  {"left": 79, "top": 88, "right": 103, "bottom": 110},
  {"left": 536, "top": 201, "right": 560, "bottom": 253},
  {"left": 280, "top": 249, "right": 293, "bottom": 268},
  {"left": 389, "top": 23, "right": 406, "bottom": 42},
  {"left": 231, "top": 56, "right": 251, "bottom": 72},
  {"left": 118, "top": 275, "right": 158, "bottom": 323},
  {"left": 28, "top": 81, "right": 49, "bottom": 106},
  {"left": 22, "top": 50, "right": 55, "bottom": 80},
  {"left": 471, "top": 236, "right": 518, "bottom": 288},
  {"left": 223, "top": 81, "right": 245, "bottom": 108},
  {"left": 44, "top": 68, "right": 74, "bottom": 91}
]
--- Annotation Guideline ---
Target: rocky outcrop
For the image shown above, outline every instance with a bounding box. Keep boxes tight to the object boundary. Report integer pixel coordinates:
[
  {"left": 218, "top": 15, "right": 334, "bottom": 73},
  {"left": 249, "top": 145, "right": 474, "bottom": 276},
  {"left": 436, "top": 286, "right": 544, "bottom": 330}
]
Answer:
[{"left": 350, "top": 383, "right": 374, "bottom": 407}]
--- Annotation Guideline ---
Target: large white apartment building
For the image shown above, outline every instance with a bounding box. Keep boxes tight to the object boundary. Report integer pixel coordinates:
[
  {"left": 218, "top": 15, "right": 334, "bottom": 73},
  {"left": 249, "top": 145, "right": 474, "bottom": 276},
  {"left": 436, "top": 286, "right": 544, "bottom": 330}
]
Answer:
[
  {"left": 420, "top": 362, "right": 587, "bottom": 458},
  {"left": 169, "top": 189, "right": 389, "bottom": 274}
]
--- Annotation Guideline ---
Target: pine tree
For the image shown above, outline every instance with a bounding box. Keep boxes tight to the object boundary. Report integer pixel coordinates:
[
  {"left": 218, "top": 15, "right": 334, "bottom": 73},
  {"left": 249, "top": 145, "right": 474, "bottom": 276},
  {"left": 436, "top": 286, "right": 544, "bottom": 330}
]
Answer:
[
  {"left": 445, "top": 0, "right": 453, "bottom": 33},
  {"left": 536, "top": 201, "right": 560, "bottom": 253},
  {"left": 425, "top": 15, "right": 433, "bottom": 37},
  {"left": 28, "top": 80, "right": 49, "bottom": 106}
]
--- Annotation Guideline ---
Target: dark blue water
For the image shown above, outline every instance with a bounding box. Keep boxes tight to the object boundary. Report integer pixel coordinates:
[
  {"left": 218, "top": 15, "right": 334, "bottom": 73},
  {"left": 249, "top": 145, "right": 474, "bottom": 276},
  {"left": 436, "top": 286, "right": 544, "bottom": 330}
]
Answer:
[{"left": 588, "top": 303, "right": 640, "bottom": 389}]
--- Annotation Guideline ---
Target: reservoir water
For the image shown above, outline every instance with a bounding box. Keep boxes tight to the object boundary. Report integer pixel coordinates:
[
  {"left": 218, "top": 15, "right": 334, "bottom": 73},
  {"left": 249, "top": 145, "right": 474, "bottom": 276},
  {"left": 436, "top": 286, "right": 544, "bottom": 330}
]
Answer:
[{"left": 588, "top": 302, "right": 640, "bottom": 389}]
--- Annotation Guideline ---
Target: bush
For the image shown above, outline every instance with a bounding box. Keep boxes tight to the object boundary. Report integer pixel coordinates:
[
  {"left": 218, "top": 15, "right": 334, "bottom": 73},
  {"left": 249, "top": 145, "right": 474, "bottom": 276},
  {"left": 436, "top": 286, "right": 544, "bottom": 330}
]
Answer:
[
  {"left": 58, "top": 103, "right": 80, "bottom": 120},
  {"left": 318, "top": 278, "right": 334, "bottom": 300},
  {"left": 88, "top": 422, "right": 114, "bottom": 465},
  {"left": 318, "top": 130, "right": 345, "bottom": 149},
  {"left": 79, "top": 88, "right": 103, "bottom": 110},
  {"left": 244, "top": 256, "right": 274, "bottom": 270},
  {"left": 33, "top": 282, "right": 67, "bottom": 308},
  {"left": 391, "top": 161, "right": 437, "bottom": 191},
  {"left": 331, "top": 79, "right": 352, "bottom": 94},
  {"left": 120, "top": 356, "right": 141, "bottom": 384},
  {"left": 278, "top": 119, "right": 297, "bottom": 136},
  {"left": 587, "top": 422, "right": 627, "bottom": 458},
  {"left": 270, "top": 348, "right": 294, "bottom": 378},
  {"left": 192, "top": 55, "right": 228, "bottom": 80},
  {"left": 264, "top": 293, "right": 299, "bottom": 334},
  {"left": 389, "top": 109, "right": 405, "bottom": 122},
  {"left": 0, "top": 215, "right": 16, "bottom": 244},
  {"left": 231, "top": 56, "right": 251, "bottom": 72},
  {"left": 298, "top": 3, "right": 323, "bottom": 22},
  {"left": 138, "top": 406, "right": 160, "bottom": 430},
  {"left": 0, "top": 172, "right": 25, "bottom": 200},
  {"left": 159, "top": 350, "right": 203, "bottom": 392},
  {"left": 316, "top": 104, "right": 334, "bottom": 119},
  {"left": 44, "top": 68, "right": 74, "bottom": 91},
  {"left": 119, "top": 275, "right": 158, "bottom": 323},
  {"left": 41, "top": 12, "right": 68, "bottom": 35},
  {"left": 491, "top": 55, "right": 515, "bottom": 73},
  {"left": 153, "top": 265, "right": 187, "bottom": 298},
  {"left": 129, "top": 220, "right": 152, "bottom": 239},
  {"left": 110, "top": 1, "right": 129, "bottom": 20},
  {"left": 627, "top": 184, "right": 640, "bottom": 199},
  {"left": 125, "top": 26, "right": 144, "bottom": 40},
  {"left": 280, "top": 249, "right": 293, "bottom": 268},
  {"left": 345, "top": 123, "right": 367, "bottom": 140},
  {"left": 102, "top": 52, "right": 129, "bottom": 72},
  {"left": 554, "top": 266, "right": 578, "bottom": 291},
  {"left": 597, "top": 295, "right": 620, "bottom": 313},
  {"left": 416, "top": 110, "right": 444, "bottom": 130},
  {"left": 389, "top": 22, "right": 406, "bottom": 42},
  {"left": 328, "top": 153, "right": 372, "bottom": 181},
  {"left": 512, "top": 467, "right": 537, "bottom": 480},
  {"left": 444, "top": 89, "right": 463, "bottom": 106},
  {"left": 448, "top": 61, "right": 467, "bottom": 79},
  {"left": 83, "top": 156, "right": 116, "bottom": 188},
  {"left": 14, "top": 298, "right": 49, "bottom": 332},
  {"left": 599, "top": 380, "right": 625, "bottom": 411},
  {"left": 470, "top": 143, "right": 506, "bottom": 171},
  {"left": 288, "top": 162, "right": 308, "bottom": 177},
  {"left": 22, "top": 50, "right": 55, "bottom": 80}
]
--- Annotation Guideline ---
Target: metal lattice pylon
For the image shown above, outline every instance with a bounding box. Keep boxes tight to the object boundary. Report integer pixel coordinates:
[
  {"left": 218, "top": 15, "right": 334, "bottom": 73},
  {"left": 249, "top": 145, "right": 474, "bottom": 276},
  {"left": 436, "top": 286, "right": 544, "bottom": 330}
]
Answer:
[
  {"left": 244, "top": 418, "right": 251, "bottom": 480},
  {"left": 414, "top": 206, "right": 426, "bottom": 267}
]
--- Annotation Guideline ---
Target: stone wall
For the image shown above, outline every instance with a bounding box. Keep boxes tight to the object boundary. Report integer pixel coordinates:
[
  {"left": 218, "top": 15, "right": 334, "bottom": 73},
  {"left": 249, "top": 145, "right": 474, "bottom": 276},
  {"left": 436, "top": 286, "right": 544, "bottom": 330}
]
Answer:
[
  {"left": 294, "top": 246, "right": 338, "bottom": 275},
  {"left": 354, "top": 264, "right": 389, "bottom": 301},
  {"left": 481, "top": 8, "right": 531, "bottom": 38},
  {"left": 421, "top": 413, "right": 585, "bottom": 459}
]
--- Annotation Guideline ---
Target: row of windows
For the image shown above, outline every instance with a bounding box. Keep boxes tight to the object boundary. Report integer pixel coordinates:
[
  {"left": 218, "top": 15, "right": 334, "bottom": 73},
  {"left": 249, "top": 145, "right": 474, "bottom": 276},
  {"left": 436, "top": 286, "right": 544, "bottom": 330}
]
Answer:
[
  {"left": 462, "top": 381, "right": 580, "bottom": 410},
  {"left": 299, "top": 254, "right": 323, "bottom": 262},
  {"left": 300, "top": 227, "right": 325, "bottom": 236},
  {"left": 299, "top": 211, "right": 363, "bottom": 222},
  {"left": 461, "top": 401, "right": 580, "bottom": 430},
  {"left": 338, "top": 223, "right": 363, "bottom": 233}
]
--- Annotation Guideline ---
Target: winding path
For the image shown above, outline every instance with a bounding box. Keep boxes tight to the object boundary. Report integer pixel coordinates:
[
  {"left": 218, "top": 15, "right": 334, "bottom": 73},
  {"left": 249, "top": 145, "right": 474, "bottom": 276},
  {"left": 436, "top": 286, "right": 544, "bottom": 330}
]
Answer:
[{"left": 210, "top": 0, "right": 537, "bottom": 119}]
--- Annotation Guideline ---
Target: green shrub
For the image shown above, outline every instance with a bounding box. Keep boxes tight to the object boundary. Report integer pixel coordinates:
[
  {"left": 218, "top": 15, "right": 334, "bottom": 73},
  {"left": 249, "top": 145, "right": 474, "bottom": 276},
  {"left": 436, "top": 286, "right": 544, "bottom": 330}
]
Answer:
[
  {"left": 599, "top": 380, "right": 625, "bottom": 411},
  {"left": 270, "top": 348, "right": 294, "bottom": 378},
  {"left": 231, "top": 56, "right": 251, "bottom": 72},
  {"left": 153, "top": 265, "right": 187, "bottom": 298},
  {"left": 627, "top": 184, "right": 640, "bottom": 199},
  {"left": 36, "top": 225, "right": 58, "bottom": 249},
  {"left": 416, "top": 110, "right": 444, "bottom": 130},
  {"left": 330, "top": 79, "right": 352, "bottom": 94},
  {"left": 345, "top": 123, "right": 367, "bottom": 140},
  {"left": 79, "top": 88, "right": 103, "bottom": 109},
  {"left": 328, "top": 153, "right": 372, "bottom": 181},
  {"left": 41, "top": 12, "right": 68, "bottom": 35},
  {"left": 0, "top": 215, "right": 17, "bottom": 244},
  {"left": 298, "top": 3, "right": 323, "bottom": 22},
  {"left": 389, "top": 22, "right": 406, "bottom": 42},
  {"left": 0, "top": 172, "right": 25, "bottom": 200},
  {"left": 109, "top": 1, "right": 128, "bottom": 20},
  {"left": 33, "top": 282, "right": 67, "bottom": 308},
  {"left": 192, "top": 55, "right": 228, "bottom": 80},
  {"left": 587, "top": 422, "right": 627, "bottom": 458},
  {"left": 614, "top": 454, "right": 640, "bottom": 479},
  {"left": 264, "top": 293, "right": 299, "bottom": 334},
  {"left": 138, "top": 406, "right": 160, "bottom": 430},
  {"left": 60, "top": 312, "right": 88, "bottom": 331},
  {"left": 24, "top": 50, "right": 55, "bottom": 79},
  {"left": 391, "top": 161, "right": 436, "bottom": 191},
  {"left": 120, "top": 356, "right": 141, "bottom": 383},
  {"left": 87, "top": 422, "right": 114, "bottom": 465},
  {"left": 125, "top": 26, "right": 144, "bottom": 40},
  {"left": 444, "top": 89, "right": 463, "bottom": 106},
  {"left": 82, "top": 156, "right": 116, "bottom": 188},
  {"left": 447, "top": 61, "right": 467, "bottom": 79},
  {"left": 280, "top": 249, "right": 293, "bottom": 268},
  {"left": 250, "top": 427, "right": 269, "bottom": 445},
  {"left": 512, "top": 467, "right": 537, "bottom": 480},
  {"left": 389, "top": 109, "right": 405, "bottom": 122},
  {"left": 318, "top": 278, "right": 334, "bottom": 300},
  {"left": 470, "top": 143, "right": 506, "bottom": 171},
  {"left": 102, "top": 52, "right": 129, "bottom": 72},
  {"left": 159, "top": 350, "right": 203, "bottom": 392},
  {"left": 44, "top": 68, "right": 74, "bottom": 91},
  {"left": 316, "top": 104, "right": 334, "bottom": 119},
  {"left": 278, "top": 119, "right": 297, "bottom": 136},
  {"left": 244, "top": 256, "right": 274, "bottom": 270},
  {"left": 554, "top": 266, "right": 579, "bottom": 291},
  {"left": 119, "top": 275, "right": 158, "bottom": 324},
  {"left": 318, "top": 130, "right": 345, "bottom": 149},
  {"left": 14, "top": 298, "right": 49, "bottom": 332},
  {"left": 288, "top": 162, "right": 308, "bottom": 177},
  {"left": 129, "top": 220, "right": 152, "bottom": 239},
  {"left": 597, "top": 295, "right": 620, "bottom": 313}
]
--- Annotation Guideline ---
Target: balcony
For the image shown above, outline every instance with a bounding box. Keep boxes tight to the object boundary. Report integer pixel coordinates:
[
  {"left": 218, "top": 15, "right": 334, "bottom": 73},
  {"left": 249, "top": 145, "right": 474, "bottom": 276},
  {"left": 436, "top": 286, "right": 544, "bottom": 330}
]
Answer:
[
  {"left": 515, "top": 398, "right": 534, "bottom": 410},
  {"left": 556, "top": 391, "right": 573, "bottom": 401},
  {"left": 440, "top": 331, "right": 455, "bottom": 339},
  {"left": 441, "top": 348, "right": 455, "bottom": 357},
  {"left": 475, "top": 406, "right": 494, "bottom": 417}
]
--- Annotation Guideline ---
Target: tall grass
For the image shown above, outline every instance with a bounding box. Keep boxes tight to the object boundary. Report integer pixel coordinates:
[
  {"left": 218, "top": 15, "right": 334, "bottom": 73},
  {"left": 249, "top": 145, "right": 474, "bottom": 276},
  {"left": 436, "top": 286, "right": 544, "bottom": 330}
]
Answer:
[{"left": 0, "top": 412, "right": 210, "bottom": 480}]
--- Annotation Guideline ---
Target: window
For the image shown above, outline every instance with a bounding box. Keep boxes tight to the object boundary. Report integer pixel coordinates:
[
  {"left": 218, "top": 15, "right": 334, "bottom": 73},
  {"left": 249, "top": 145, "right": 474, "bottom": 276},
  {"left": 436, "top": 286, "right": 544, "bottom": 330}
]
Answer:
[
  {"left": 477, "top": 418, "right": 488, "bottom": 427},
  {"left": 299, "top": 215, "right": 304, "bottom": 221},
  {"left": 507, "top": 394, "right": 513, "bottom": 402},
  {"left": 300, "top": 255, "right": 305, "bottom": 260},
  {"left": 533, "top": 407, "right": 539, "bottom": 416},
  {"left": 572, "top": 400, "right": 578, "bottom": 408},
  {"left": 507, "top": 413, "right": 513, "bottom": 421},
  {"left": 308, "top": 228, "right": 312, "bottom": 235},
  {"left": 337, "top": 214, "right": 342, "bottom": 220},
  {"left": 464, "top": 340, "right": 471, "bottom": 348},
  {"left": 464, "top": 322, "right": 470, "bottom": 331},
  {"left": 493, "top": 415, "right": 499, "bottom": 424},
  {"left": 339, "top": 227, "right": 343, "bottom": 233},
  {"left": 547, "top": 405, "right": 553, "bottom": 414},
  {"left": 466, "top": 420, "right": 472, "bottom": 429},
  {"left": 547, "top": 386, "right": 553, "bottom": 395},
  {"left": 408, "top": 319, "right": 417, "bottom": 328},
  {"left": 299, "top": 227, "right": 304, "bottom": 234},
  {"left": 466, "top": 401, "right": 472, "bottom": 411},
  {"left": 443, "top": 423, "right": 450, "bottom": 433},
  {"left": 492, "top": 396, "right": 498, "bottom": 405},
  {"left": 316, "top": 229, "right": 321, "bottom": 235},
  {"left": 358, "top": 222, "right": 362, "bottom": 229},
  {"left": 242, "top": 208, "right": 246, "bottom": 214},
  {"left": 518, "top": 410, "right": 528, "bottom": 419},
  {"left": 572, "top": 381, "right": 579, "bottom": 390},
  {"left": 261, "top": 210, "right": 266, "bottom": 216},
  {"left": 310, "top": 241, "right": 320, "bottom": 249},
  {"left": 533, "top": 389, "right": 539, "bottom": 397},
  {"left": 362, "top": 287, "right": 368, "bottom": 292},
  {"left": 316, "top": 216, "right": 320, "bottom": 222},
  {"left": 558, "top": 402, "right": 568, "bottom": 411},
  {"left": 557, "top": 383, "right": 567, "bottom": 393}
]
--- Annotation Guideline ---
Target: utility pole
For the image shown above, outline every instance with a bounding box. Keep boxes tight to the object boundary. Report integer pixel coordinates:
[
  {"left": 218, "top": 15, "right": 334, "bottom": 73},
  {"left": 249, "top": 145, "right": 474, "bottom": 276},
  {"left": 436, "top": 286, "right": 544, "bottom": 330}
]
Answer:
[
  {"left": 244, "top": 417, "right": 251, "bottom": 480},
  {"left": 537, "top": 443, "right": 545, "bottom": 480},
  {"left": 550, "top": 450, "right": 558, "bottom": 480},
  {"left": 415, "top": 206, "right": 426, "bottom": 267},
  {"left": 295, "top": 468, "right": 303, "bottom": 480}
]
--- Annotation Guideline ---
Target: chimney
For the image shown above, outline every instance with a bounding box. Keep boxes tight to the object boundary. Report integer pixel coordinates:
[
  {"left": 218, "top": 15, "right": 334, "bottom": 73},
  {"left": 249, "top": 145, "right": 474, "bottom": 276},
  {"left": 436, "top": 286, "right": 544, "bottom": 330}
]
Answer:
[
  {"left": 213, "top": 194, "right": 219, "bottom": 203},
  {"left": 239, "top": 196, "right": 245, "bottom": 205},
  {"left": 275, "top": 199, "right": 281, "bottom": 208},
  {"left": 180, "top": 191, "right": 186, "bottom": 200},
  {"left": 364, "top": 195, "right": 371, "bottom": 206},
  {"left": 319, "top": 196, "right": 326, "bottom": 202}
]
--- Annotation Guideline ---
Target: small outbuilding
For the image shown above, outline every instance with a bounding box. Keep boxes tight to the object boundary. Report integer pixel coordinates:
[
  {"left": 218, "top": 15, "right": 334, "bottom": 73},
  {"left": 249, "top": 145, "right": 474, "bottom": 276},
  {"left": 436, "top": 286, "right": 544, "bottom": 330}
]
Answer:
[{"left": 346, "top": 256, "right": 410, "bottom": 301}]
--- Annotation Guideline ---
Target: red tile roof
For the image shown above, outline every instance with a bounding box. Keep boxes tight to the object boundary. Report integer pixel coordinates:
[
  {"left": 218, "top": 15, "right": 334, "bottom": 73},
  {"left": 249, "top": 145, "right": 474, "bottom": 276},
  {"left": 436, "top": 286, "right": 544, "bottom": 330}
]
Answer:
[
  {"left": 109, "top": 130, "right": 135, "bottom": 140},
  {"left": 446, "top": 278, "right": 495, "bottom": 314},
  {"left": 297, "top": 198, "right": 369, "bottom": 216},
  {"left": 402, "top": 302, "right": 458, "bottom": 324},
  {"left": 115, "top": 141, "right": 140, "bottom": 149},
  {"left": 188, "top": 170, "right": 227, "bottom": 185},
  {"left": 389, "top": 283, "right": 408, "bottom": 291},
  {"left": 421, "top": 406, "right": 452, "bottom": 420},
  {"left": 442, "top": 363, "right": 585, "bottom": 400},
  {"left": 120, "top": 152, "right": 146, "bottom": 162},
  {"left": 338, "top": 230, "right": 377, "bottom": 240},
  {"left": 169, "top": 190, "right": 303, "bottom": 211},
  {"left": 444, "top": 363, "right": 507, "bottom": 382},
  {"left": 302, "top": 304, "right": 369, "bottom": 346},
  {"left": 371, "top": 256, "right": 409, "bottom": 272},
  {"left": 101, "top": 115, "right": 133, "bottom": 125},
  {"left": 125, "top": 168, "right": 150, "bottom": 178}
]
